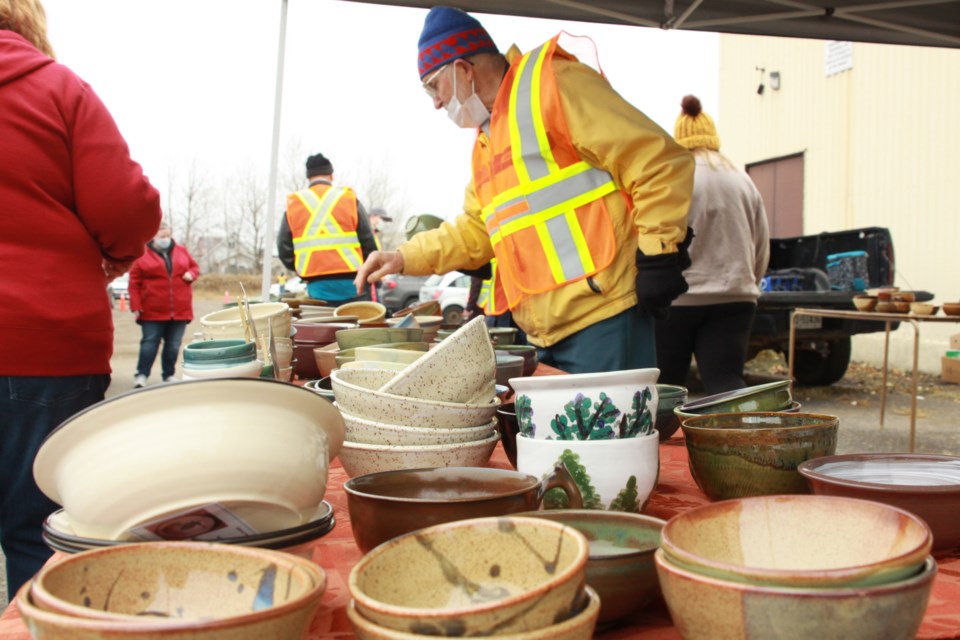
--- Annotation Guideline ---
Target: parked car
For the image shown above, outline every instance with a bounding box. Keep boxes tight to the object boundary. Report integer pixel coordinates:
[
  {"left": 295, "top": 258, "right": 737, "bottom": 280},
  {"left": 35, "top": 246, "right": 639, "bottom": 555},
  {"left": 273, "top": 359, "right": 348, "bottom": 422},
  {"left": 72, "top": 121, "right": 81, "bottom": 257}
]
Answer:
[
  {"left": 107, "top": 273, "right": 129, "bottom": 304},
  {"left": 270, "top": 275, "right": 307, "bottom": 300},
  {"left": 380, "top": 274, "right": 430, "bottom": 313},
  {"left": 419, "top": 271, "right": 472, "bottom": 324}
]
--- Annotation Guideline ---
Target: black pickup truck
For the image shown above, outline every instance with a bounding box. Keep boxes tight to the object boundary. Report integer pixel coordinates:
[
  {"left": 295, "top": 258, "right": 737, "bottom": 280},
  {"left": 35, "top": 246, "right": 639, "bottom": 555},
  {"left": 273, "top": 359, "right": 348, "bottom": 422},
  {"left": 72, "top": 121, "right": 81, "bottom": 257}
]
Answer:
[{"left": 747, "top": 226, "right": 927, "bottom": 386}]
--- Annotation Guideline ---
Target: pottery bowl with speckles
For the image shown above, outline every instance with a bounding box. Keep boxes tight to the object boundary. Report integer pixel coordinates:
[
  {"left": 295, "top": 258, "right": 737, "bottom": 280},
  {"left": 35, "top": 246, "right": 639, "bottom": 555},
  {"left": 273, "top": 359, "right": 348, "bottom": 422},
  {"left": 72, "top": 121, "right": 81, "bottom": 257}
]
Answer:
[{"left": 348, "top": 516, "right": 589, "bottom": 637}]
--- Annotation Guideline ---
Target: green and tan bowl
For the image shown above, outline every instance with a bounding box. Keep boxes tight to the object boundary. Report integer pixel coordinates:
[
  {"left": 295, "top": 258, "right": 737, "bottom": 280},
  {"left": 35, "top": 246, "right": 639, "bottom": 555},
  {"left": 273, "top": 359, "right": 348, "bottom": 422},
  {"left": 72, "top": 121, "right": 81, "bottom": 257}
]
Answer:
[{"left": 680, "top": 412, "right": 838, "bottom": 501}]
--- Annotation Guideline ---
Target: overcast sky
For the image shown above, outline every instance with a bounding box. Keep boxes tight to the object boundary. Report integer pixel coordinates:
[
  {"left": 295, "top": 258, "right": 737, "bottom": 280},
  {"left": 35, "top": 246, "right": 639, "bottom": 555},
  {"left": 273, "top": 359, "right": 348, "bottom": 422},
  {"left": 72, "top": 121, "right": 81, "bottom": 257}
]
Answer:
[{"left": 41, "top": 0, "right": 718, "bottom": 225}]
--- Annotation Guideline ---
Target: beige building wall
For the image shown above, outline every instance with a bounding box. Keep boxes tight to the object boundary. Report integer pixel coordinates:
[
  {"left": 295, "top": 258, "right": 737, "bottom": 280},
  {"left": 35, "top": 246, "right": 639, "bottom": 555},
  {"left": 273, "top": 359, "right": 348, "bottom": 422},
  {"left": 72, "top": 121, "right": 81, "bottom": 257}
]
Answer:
[{"left": 718, "top": 35, "right": 960, "bottom": 374}]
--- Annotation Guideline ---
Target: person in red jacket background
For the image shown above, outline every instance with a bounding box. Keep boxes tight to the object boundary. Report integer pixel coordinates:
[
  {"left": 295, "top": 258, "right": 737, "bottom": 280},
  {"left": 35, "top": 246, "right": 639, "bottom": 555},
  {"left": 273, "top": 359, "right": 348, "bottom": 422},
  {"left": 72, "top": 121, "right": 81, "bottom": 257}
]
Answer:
[
  {"left": 0, "top": 0, "right": 161, "bottom": 594},
  {"left": 129, "top": 223, "right": 200, "bottom": 387}
]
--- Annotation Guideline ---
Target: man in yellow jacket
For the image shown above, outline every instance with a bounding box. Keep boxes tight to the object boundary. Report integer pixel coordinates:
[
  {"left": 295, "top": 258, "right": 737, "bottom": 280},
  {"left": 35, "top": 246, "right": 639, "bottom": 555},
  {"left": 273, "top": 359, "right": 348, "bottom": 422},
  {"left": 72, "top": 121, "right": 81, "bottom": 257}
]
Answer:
[{"left": 355, "top": 7, "right": 693, "bottom": 374}]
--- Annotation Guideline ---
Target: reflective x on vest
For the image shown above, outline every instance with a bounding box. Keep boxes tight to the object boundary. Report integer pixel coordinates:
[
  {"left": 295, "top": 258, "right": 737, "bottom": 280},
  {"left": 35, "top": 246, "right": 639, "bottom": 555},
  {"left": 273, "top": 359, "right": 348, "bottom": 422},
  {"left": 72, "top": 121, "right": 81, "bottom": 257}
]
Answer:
[{"left": 292, "top": 186, "right": 362, "bottom": 276}]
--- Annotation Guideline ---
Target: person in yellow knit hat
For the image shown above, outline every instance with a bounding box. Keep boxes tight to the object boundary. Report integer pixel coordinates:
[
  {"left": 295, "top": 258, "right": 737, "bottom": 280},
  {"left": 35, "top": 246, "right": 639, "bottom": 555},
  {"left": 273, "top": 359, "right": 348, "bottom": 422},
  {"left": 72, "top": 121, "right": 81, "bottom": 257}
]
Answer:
[
  {"left": 354, "top": 6, "right": 693, "bottom": 374},
  {"left": 655, "top": 95, "right": 769, "bottom": 393}
]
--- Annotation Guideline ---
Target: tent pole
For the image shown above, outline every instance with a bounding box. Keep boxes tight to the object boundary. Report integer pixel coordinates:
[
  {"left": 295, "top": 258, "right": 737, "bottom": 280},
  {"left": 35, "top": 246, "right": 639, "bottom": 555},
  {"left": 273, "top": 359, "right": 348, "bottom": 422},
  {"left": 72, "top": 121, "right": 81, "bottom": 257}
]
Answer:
[{"left": 262, "top": 0, "right": 289, "bottom": 302}]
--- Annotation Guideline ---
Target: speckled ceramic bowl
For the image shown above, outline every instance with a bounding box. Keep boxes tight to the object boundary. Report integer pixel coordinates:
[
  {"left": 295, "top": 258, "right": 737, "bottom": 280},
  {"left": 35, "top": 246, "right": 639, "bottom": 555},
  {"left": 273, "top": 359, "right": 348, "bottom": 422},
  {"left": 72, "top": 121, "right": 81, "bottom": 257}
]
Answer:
[
  {"left": 346, "top": 585, "right": 600, "bottom": 640},
  {"left": 656, "top": 550, "right": 935, "bottom": 640},
  {"left": 331, "top": 368, "right": 500, "bottom": 428},
  {"left": 337, "top": 431, "right": 500, "bottom": 478},
  {"left": 29, "top": 542, "right": 325, "bottom": 630},
  {"left": 338, "top": 408, "right": 497, "bottom": 446},
  {"left": 348, "top": 516, "right": 589, "bottom": 636}
]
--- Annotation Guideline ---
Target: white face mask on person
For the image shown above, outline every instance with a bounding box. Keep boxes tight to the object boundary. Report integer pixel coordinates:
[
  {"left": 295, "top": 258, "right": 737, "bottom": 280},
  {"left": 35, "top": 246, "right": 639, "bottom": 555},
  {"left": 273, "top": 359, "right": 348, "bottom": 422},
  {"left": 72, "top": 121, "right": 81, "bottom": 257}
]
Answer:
[
  {"left": 446, "top": 64, "right": 490, "bottom": 129},
  {"left": 154, "top": 237, "right": 172, "bottom": 250}
]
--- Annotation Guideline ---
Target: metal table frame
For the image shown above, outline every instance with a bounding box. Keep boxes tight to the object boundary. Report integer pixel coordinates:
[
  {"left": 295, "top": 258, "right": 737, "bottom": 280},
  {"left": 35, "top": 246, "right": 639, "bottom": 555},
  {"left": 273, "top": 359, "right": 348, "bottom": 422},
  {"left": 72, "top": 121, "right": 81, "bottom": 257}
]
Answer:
[{"left": 788, "top": 308, "right": 960, "bottom": 452}]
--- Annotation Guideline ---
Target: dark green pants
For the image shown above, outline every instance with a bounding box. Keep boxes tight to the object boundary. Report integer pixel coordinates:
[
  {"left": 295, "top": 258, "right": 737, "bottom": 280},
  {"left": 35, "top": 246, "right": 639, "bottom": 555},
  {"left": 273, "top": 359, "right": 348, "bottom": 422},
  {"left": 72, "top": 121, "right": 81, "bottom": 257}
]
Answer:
[{"left": 537, "top": 306, "right": 656, "bottom": 374}]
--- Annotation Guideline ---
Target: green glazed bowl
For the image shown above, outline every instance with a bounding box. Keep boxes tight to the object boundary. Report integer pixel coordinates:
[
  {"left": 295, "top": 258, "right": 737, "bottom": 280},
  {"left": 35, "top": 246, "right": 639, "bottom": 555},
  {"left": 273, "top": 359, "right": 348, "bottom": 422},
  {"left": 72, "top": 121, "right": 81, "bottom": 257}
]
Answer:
[
  {"left": 183, "top": 339, "right": 256, "bottom": 363},
  {"left": 676, "top": 380, "right": 792, "bottom": 416},
  {"left": 655, "top": 384, "right": 688, "bottom": 442},
  {"left": 680, "top": 412, "right": 839, "bottom": 501}
]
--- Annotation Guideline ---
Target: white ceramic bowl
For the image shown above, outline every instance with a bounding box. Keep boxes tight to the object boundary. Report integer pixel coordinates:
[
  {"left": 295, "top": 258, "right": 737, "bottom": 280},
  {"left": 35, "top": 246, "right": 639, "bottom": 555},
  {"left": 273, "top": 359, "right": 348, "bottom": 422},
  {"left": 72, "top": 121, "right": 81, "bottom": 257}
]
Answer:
[
  {"left": 180, "top": 358, "right": 264, "bottom": 380},
  {"left": 338, "top": 408, "right": 497, "bottom": 446},
  {"left": 34, "top": 379, "right": 345, "bottom": 540},
  {"left": 516, "top": 431, "right": 660, "bottom": 511},
  {"left": 378, "top": 316, "right": 496, "bottom": 404},
  {"left": 338, "top": 431, "right": 500, "bottom": 478},
  {"left": 510, "top": 368, "right": 660, "bottom": 440},
  {"left": 331, "top": 368, "right": 500, "bottom": 428},
  {"left": 200, "top": 302, "right": 292, "bottom": 342}
]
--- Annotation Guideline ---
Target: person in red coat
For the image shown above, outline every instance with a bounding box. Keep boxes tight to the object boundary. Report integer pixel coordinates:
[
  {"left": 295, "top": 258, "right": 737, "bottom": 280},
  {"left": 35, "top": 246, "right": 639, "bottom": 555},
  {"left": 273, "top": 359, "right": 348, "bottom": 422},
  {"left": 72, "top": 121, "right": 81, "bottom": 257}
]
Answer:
[{"left": 129, "top": 223, "right": 200, "bottom": 387}]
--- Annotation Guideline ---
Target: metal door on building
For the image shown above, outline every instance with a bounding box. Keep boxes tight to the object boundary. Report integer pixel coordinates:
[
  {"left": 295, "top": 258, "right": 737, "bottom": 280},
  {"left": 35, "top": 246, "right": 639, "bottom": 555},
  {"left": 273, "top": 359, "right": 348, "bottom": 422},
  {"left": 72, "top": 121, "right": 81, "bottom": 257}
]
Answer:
[{"left": 747, "top": 153, "right": 804, "bottom": 237}]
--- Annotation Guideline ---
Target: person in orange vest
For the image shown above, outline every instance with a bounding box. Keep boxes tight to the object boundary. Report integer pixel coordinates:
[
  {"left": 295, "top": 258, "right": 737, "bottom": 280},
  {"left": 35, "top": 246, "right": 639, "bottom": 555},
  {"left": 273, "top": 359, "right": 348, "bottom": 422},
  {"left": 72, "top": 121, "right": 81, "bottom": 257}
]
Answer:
[
  {"left": 354, "top": 7, "right": 694, "bottom": 374},
  {"left": 277, "top": 153, "right": 378, "bottom": 303}
]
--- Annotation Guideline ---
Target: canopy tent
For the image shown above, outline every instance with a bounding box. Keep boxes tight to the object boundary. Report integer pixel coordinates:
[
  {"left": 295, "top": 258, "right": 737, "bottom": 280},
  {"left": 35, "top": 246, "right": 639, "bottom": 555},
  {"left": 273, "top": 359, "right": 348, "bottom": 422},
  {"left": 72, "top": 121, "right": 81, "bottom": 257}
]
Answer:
[{"left": 260, "top": 0, "right": 960, "bottom": 298}]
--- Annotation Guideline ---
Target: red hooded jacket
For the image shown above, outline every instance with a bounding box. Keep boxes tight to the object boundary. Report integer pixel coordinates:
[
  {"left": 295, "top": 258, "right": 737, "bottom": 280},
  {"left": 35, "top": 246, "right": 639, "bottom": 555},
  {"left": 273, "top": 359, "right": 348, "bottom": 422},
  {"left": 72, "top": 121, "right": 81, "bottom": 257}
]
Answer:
[
  {"left": 0, "top": 31, "right": 162, "bottom": 376},
  {"left": 128, "top": 242, "right": 200, "bottom": 322}
]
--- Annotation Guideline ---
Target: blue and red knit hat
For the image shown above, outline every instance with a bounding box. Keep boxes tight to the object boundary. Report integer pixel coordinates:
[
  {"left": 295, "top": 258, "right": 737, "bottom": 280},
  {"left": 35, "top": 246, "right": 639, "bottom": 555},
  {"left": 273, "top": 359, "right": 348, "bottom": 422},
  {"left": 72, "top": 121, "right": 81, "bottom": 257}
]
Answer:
[{"left": 417, "top": 6, "right": 498, "bottom": 79}]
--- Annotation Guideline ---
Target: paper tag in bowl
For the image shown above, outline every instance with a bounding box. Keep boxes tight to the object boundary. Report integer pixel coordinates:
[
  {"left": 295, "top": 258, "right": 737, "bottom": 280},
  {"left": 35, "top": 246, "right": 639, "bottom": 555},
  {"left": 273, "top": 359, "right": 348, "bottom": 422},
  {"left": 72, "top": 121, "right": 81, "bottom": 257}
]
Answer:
[{"left": 126, "top": 503, "right": 258, "bottom": 542}]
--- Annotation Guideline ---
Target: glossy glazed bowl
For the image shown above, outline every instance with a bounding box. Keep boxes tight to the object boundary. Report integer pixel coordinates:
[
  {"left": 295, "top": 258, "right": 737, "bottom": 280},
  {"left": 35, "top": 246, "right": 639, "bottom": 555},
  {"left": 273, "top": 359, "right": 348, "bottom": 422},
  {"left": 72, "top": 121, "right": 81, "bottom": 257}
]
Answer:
[
  {"left": 180, "top": 358, "right": 263, "bottom": 381},
  {"left": 338, "top": 409, "right": 497, "bottom": 446},
  {"left": 348, "top": 516, "right": 589, "bottom": 636},
  {"left": 331, "top": 368, "right": 500, "bottom": 428},
  {"left": 496, "top": 354, "right": 526, "bottom": 390},
  {"left": 182, "top": 339, "right": 256, "bottom": 363},
  {"left": 495, "top": 402, "right": 520, "bottom": 469},
  {"left": 659, "top": 495, "right": 932, "bottom": 588},
  {"left": 337, "top": 431, "right": 501, "bottom": 478},
  {"left": 517, "top": 510, "right": 665, "bottom": 626},
  {"left": 487, "top": 326, "right": 518, "bottom": 346},
  {"left": 335, "top": 301, "right": 387, "bottom": 325},
  {"left": 33, "top": 379, "right": 345, "bottom": 540},
  {"left": 346, "top": 586, "right": 600, "bottom": 640},
  {"left": 292, "top": 321, "right": 356, "bottom": 343},
  {"left": 342, "top": 465, "right": 583, "bottom": 554},
  {"left": 655, "top": 550, "right": 935, "bottom": 640},
  {"left": 680, "top": 412, "right": 839, "bottom": 500},
  {"left": 200, "top": 302, "right": 292, "bottom": 342},
  {"left": 336, "top": 327, "right": 425, "bottom": 350},
  {"left": 943, "top": 302, "right": 960, "bottom": 316},
  {"left": 510, "top": 368, "right": 660, "bottom": 440},
  {"left": 798, "top": 453, "right": 960, "bottom": 552},
  {"left": 31, "top": 541, "right": 325, "bottom": 621},
  {"left": 494, "top": 344, "right": 539, "bottom": 377},
  {"left": 334, "top": 342, "right": 430, "bottom": 369},
  {"left": 675, "top": 379, "right": 792, "bottom": 416},
  {"left": 655, "top": 384, "right": 688, "bottom": 441}
]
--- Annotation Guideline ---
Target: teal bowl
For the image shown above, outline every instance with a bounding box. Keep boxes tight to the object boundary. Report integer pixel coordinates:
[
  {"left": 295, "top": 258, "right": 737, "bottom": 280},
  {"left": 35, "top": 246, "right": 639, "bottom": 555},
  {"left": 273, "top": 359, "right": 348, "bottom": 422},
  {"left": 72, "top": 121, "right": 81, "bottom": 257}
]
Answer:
[{"left": 183, "top": 339, "right": 256, "bottom": 363}]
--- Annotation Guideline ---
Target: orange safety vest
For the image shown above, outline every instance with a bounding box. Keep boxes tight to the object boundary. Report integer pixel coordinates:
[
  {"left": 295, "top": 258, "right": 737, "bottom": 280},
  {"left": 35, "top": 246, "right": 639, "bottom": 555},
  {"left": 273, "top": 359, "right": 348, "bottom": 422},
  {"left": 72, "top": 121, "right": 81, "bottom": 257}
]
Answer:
[
  {"left": 473, "top": 35, "right": 621, "bottom": 309},
  {"left": 477, "top": 259, "right": 508, "bottom": 316},
  {"left": 286, "top": 183, "right": 364, "bottom": 278}
]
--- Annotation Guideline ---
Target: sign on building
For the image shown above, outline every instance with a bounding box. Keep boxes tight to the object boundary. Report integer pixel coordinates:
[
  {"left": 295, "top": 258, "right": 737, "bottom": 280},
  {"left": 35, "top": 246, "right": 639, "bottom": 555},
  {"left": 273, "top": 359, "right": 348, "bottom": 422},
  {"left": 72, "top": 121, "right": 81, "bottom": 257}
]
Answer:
[{"left": 825, "top": 41, "right": 854, "bottom": 77}]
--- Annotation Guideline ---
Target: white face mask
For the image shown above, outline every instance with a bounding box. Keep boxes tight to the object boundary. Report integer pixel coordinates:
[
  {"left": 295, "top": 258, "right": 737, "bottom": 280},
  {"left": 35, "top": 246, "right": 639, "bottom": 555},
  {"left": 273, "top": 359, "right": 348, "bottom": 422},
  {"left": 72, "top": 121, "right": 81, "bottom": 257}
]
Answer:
[
  {"left": 446, "top": 64, "right": 490, "bottom": 129},
  {"left": 154, "top": 237, "right": 172, "bottom": 250}
]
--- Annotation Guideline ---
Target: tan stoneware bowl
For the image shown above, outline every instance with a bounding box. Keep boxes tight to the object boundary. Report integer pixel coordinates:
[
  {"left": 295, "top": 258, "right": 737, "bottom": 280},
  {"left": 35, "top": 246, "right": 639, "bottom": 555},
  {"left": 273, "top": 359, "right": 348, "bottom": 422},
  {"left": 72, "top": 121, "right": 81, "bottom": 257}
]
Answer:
[
  {"left": 342, "top": 465, "right": 584, "bottom": 554},
  {"left": 336, "top": 327, "right": 425, "bottom": 350},
  {"left": 337, "top": 431, "right": 501, "bottom": 478},
  {"left": 334, "top": 342, "right": 429, "bottom": 369},
  {"left": 516, "top": 510, "right": 665, "bottom": 627},
  {"left": 346, "top": 585, "right": 600, "bottom": 640},
  {"left": 655, "top": 550, "right": 935, "bottom": 640},
  {"left": 338, "top": 408, "right": 497, "bottom": 447},
  {"left": 852, "top": 295, "right": 878, "bottom": 311},
  {"left": 798, "top": 453, "right": 960, "bottom": 552},
  {"left": 909, "top": 302, "right": 939, "bottom": 316},
  {"left": 679, "top": 412, "right": 839, "bottom": 500},
  {"left": 659, "top": 495, "right": 932, "bottom": 588},
  {"left": 330, "top": 368, "right": 500, "bottom": 428},
  {"left": 348, "top": 516, "right": 589, "bottom": 636},
  {"left": 31, "top": 541, "right": 325, "bottom": 621},
  {"left": 335, "top": 301, "right": 387, "bottom": 325}
]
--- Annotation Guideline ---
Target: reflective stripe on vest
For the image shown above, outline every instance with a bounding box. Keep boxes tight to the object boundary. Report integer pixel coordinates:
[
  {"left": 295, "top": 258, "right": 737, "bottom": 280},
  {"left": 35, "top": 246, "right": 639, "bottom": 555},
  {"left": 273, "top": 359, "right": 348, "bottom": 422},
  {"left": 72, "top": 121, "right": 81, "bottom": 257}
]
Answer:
[
  {"left": 477, "top": 259, "right": 507, "bottom": 316},
  {"left": 291, "top": 186, "right": 362, "bottom": 274},
  {"left": 481, "top": 41, "right": 618, "bottom": 290}
]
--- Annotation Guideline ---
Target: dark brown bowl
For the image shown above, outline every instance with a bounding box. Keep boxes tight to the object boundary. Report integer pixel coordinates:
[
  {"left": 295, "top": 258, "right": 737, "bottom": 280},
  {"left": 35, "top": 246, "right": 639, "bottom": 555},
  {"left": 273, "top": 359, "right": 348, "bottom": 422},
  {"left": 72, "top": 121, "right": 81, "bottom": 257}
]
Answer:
[
  {"left": 496, "top": 402, "right": 519, "bottom": 469},
  {"left": 798, "top": 453, "right": 960, "bottom": 553},
  {"left": 343, "top": 465, "right": 582, "bottom": 553}
]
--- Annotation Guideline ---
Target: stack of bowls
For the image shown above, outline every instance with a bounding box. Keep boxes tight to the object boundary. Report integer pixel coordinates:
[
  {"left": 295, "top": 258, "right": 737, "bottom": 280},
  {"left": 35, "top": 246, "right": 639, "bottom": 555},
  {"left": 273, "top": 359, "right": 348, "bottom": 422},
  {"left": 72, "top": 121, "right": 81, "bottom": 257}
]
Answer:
[
  {"left": 292, "top": 320, "right": 356, "bottom": 379},
  {"left": 346, "top": 516, "right": 600, "bottom": 640},
  {"left": 680, "top": 412, "right": 839, "bottom": 501},
  {"left": 655, "top": 495, "right": 936, "bottom": 640},
  {"left": 18, "top": 541, "right": 327, "bottom": 639},
  {"left": 181, "top": 339, "right": 263, "bottom": 381},
  {"left": 200, "top": 302, "right": 292, "bottom": 343},
  {"left": 331, "top": 317, "right": 501, "bottom": 477},
  {"left": 315, "top": 326, "right": 429, "bottom": 378}
]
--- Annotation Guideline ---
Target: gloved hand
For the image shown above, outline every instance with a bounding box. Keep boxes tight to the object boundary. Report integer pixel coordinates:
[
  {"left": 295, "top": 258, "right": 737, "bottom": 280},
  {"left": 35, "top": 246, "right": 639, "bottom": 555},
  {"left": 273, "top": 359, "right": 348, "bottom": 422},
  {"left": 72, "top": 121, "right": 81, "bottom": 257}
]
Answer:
[{"left": 635, "top": 228, "right": 694, "bottom": 319}]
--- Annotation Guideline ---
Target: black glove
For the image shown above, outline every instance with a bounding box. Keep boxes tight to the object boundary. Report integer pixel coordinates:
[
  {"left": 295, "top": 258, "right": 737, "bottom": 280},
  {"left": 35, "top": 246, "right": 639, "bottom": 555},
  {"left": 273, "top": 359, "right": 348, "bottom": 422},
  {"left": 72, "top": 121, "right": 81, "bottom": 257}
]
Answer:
[{"left": 635, "top": 228, "right": 694, "bottom": 319}]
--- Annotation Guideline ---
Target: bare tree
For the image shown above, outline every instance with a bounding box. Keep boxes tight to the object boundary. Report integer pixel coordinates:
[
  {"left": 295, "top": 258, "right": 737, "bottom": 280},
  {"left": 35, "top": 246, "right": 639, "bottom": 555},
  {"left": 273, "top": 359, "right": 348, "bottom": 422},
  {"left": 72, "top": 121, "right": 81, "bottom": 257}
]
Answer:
[
  {"left": 166, "top": 158, "right": 212, "bottom": 251},
  {"left": 340, "top": 155, "right": 414, "bottom": 251},
  {"left": 233, "top": 166, "right": 268, "bottom": 273}
]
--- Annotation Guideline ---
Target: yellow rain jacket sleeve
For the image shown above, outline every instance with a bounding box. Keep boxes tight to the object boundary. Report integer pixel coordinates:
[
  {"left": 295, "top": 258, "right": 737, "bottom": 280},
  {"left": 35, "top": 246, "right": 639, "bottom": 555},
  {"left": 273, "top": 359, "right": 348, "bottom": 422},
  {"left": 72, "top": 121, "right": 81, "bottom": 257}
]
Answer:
[{"left": 399, "top": 57, "right": 693, "bottom": 347}]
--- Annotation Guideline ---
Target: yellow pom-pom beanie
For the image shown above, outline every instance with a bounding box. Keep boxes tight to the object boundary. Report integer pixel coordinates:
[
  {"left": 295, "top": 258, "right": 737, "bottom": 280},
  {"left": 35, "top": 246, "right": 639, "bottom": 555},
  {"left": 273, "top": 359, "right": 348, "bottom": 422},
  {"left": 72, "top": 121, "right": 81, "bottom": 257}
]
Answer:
[{"left": 674, "top": 95, "right": 720, "bottom": 151}]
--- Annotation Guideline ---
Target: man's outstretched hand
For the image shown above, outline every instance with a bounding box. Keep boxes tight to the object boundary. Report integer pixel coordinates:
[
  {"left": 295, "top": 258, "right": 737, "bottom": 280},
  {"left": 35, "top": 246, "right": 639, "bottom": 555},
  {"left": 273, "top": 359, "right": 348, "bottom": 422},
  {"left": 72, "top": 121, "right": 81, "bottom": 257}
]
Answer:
[{"left": 354, "top": 251, "right": 405, "bottom": 295}]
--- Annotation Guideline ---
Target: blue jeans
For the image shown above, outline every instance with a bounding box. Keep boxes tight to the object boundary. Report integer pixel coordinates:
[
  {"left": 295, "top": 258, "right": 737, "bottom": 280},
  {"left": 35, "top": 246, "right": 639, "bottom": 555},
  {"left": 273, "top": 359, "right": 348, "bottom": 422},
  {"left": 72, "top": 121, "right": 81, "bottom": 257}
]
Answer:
[
  {"left": 0, "top": 374, "right": 110, "bottom": 594},
  {"left": 537, "top": 306, "right": 656, "bottom": 374},
  {"left": 136, "top": 321, "right": 189, "bottom": 379}
]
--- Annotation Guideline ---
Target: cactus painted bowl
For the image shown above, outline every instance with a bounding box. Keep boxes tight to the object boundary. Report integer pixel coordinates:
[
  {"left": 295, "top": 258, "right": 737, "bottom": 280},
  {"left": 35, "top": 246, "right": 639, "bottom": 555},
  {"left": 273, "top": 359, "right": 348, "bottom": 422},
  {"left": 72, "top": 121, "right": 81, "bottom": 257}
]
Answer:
[{"left": 509, "top": 369, "right": 660, "bottom": 440}]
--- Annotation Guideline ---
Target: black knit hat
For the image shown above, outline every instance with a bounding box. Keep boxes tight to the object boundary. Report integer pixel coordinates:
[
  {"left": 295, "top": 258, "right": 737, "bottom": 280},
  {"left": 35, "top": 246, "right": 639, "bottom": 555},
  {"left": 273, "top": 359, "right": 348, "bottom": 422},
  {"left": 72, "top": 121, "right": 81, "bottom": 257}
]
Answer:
[{"left": 305, "top": 153, "right": 333, "bottom": 177}]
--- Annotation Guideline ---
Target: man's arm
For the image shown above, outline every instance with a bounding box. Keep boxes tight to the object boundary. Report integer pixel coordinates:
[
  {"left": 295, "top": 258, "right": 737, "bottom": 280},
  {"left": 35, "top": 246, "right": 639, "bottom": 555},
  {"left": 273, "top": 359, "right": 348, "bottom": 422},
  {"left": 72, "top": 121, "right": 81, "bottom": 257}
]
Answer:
[{"left": 276, "top": 213, "right": 296, "bottom": 272}]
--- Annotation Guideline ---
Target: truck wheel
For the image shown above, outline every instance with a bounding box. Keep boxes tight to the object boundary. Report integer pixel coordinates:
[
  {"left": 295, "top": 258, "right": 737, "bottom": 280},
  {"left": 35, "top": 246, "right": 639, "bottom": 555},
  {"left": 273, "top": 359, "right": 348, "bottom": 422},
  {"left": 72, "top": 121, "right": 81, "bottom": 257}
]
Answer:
[
  {"left": 793, "top": 337, "right": 852, "bottom": 386},
  {"left": 443, "top": 305, "right": 464, "bottom": 325},
  {"left": 401, "top": 296, "right": 419, "bottom": 309}
]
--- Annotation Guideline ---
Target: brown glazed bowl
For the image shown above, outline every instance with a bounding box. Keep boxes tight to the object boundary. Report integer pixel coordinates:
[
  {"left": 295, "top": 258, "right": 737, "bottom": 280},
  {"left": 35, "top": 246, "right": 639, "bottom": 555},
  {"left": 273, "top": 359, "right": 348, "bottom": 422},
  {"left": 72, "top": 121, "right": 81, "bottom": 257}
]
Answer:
[
  {"left": 943, "top": 302, "right": 960, "bottom": 317},
  {"left": 680, "top": 412, "right": 839, "bottom": 501},
  {"left": 342, "top": 465, "right": 583, "bottom": 553},
  {"left": 495, "top": 402, "right": 520, "bottom": 469},
  {"left": 798, "top": 453, "right": 960, "bottom": 553},
  {"left": 516, "top": 510, "right": 665, "bottom": 627}
]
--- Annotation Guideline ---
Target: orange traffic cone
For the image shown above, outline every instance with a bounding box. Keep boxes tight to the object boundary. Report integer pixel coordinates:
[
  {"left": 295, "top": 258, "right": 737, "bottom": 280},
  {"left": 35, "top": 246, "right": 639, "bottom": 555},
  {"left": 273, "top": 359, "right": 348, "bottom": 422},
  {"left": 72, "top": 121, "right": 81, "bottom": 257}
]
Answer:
[
  {"left": 224, "top": 290, "right": 230, "bottom": 304},
  {"left": 118, "top": 293, "right": 128, "bottom": 311}
]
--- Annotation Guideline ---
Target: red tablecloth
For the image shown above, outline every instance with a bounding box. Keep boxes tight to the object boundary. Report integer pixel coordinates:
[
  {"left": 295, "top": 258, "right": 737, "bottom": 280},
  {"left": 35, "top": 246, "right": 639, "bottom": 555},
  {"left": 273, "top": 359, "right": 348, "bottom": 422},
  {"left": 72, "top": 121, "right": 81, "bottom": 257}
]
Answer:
[{"left": 3, "top": 437, "right": 959, "bottom": 639}]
